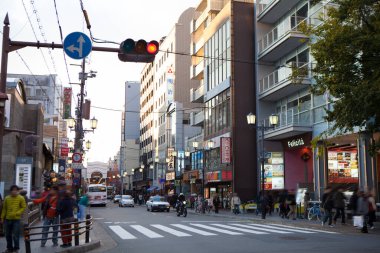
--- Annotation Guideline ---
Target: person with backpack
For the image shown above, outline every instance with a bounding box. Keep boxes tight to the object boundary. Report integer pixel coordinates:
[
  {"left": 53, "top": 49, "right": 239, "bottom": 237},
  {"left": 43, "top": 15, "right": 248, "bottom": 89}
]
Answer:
[
  {"left": 322, "top": 186, "right": 334, "bottom": 227},
  {"left": 32, "top": 186, "right": 59, "bottom": 247}
]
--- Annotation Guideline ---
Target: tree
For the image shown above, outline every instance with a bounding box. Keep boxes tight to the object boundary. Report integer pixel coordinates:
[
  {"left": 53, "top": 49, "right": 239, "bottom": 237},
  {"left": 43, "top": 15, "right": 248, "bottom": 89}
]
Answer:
[{"left": 303, "top": 0, "right": 380, "bottom": 134}]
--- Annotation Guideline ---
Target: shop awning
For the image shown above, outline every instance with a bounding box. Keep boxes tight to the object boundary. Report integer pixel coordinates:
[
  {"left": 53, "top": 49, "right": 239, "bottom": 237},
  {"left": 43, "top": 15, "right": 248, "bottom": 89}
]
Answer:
[{"left": 147, "top": 186, "right": 159, "bottom": 192}]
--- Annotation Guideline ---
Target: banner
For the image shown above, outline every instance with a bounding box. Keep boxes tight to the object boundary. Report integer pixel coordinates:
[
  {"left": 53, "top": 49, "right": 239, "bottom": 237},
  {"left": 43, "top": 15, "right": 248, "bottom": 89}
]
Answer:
[
  {"left": 177, "top": 151, "right": 184, "bottom": 172},
  {"left": 167, "top": 147, "right": 175, "bottom": 171},
  {"left": 58, "top": 159, "right": 66, "bottom": 173},
  {"left": 63, "top": 88, "right": 72, "bottom": 119},
  {"left": 61, "top": 147, "right": 70, "bottom": 157},
  {"left": 220, "top": 137, "right": 232, "bottom": 164}
]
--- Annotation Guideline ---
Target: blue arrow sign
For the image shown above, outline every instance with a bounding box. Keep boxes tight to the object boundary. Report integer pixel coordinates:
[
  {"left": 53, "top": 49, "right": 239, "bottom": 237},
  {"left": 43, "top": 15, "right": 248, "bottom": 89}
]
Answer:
[{"left": 63, "top": 32, "right": 92, "bottom": 60}]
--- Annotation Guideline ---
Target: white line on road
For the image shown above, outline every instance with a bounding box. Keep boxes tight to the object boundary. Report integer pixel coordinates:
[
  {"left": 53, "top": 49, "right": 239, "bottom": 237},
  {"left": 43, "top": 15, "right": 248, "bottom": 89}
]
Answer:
[
  {"left": 130, "top": 225, "right": 164, "bottom": 238},
  {"left": 230, "top": 224, "right": 292, "bottom": 234},
  {"left": 93, "top": 217, "right": 104, "bottom": 220},
  {"left": 109, "top": 226, "right": 136, "bottom": 240},
  {"left": 211, "top": 224, "right": 268, "bottom": 234},
  {"left": 171, "top": 224, "right": 216, "bottom": 236},
  {"left": 151, "top": 225, "right": 191, "bottom": 237},
  {"left": 245, "top": 224, "right": 315, "bottom": 234},
  {"left": 190, "top": 223, "right": 243, "bottom": 235},
  {"left": 269, "top": 224, "right": 338, "bottom": 234},
  {"left": 104, "top": 222, "right": 113, "bottom": 224}
]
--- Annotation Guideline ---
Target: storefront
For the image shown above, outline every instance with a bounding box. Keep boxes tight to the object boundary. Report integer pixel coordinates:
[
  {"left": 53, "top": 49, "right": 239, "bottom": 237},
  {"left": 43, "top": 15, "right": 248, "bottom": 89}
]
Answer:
[
  {"left": 165, "top": 172, "right": 175, "bottom": 195},
  {"left": 204, "top": 170, "right": 232, "bottom": 208},
  {"left": 182, "top": 170, "right": 199, "bottom": 196}
]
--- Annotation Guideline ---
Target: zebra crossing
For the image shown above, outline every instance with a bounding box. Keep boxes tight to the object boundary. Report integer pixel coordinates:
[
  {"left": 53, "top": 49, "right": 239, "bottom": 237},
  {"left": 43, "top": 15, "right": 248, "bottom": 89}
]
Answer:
[{"left": 106, "top": 222, "right": 337, "bottom": 240}]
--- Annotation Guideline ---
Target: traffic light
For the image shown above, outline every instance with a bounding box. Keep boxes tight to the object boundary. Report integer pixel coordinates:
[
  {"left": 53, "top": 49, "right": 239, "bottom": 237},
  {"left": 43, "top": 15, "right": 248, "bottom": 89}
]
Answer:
[{"left": 118, "top": 39, "right": 159, "bottom": 63}]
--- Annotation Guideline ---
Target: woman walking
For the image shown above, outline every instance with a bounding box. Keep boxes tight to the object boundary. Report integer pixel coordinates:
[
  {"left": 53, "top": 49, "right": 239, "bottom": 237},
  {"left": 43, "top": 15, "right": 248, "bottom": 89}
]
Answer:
[{"left": 57, "top": 191, "right": 77, "bottom": 248}]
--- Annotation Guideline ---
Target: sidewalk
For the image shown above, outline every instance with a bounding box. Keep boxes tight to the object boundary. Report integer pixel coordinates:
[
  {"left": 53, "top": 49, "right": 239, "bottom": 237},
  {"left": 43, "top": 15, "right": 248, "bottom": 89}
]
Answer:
[
  {"left": 0, "top": 219, "right": 101, "bottom": 253},
  {"left": 188, "top": 208, "right": 380, "bottom": 234}
]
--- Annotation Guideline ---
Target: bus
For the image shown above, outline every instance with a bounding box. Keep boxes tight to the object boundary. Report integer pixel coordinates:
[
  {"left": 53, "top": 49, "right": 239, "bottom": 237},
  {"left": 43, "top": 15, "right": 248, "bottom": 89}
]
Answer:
[{"left": 87, "top": 184, "right": 107, "bottom": 206}]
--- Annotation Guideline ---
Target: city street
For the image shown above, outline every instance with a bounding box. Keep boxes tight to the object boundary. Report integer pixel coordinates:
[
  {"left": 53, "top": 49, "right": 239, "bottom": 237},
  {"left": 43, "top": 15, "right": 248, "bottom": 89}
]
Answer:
[{"left": 89, "top": 202, "right": 380, "bottom": 253}]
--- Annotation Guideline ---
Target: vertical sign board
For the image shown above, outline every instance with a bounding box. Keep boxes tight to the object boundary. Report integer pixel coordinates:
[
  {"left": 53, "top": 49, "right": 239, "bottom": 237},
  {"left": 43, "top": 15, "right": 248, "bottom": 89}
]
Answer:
[
  {"left": 167, "top": 67, "right": 175, "bottom": 104},
  {"left": 177, "top": 151, "right": 185, "bottom": 172},
  {"left": 167, "top": 148, "right": 175, "bottom": 171},
  {"left": 4, "top": 94, "right": 11, "bottom": 128},
  {"left": 220, "top": 137, "right": 232, "bottom": 164},
  {"left": 60, "top": 137, "right": 69, "bottom": 158},
  {"left": 63, "top": 88, "right": 72, "bottom": 119},
  {"left": 15, "top": 157, "right": 33, "bottom": 198}
]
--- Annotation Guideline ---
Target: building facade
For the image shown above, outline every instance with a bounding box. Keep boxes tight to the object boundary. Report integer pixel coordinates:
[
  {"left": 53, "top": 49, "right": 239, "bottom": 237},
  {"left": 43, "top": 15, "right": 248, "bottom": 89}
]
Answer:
[
  {"left": 256, "top": 0, "right": 378, "bottom": 200},
  {"left": 188, "top": 0, "right": 256, "bottom": 202}
]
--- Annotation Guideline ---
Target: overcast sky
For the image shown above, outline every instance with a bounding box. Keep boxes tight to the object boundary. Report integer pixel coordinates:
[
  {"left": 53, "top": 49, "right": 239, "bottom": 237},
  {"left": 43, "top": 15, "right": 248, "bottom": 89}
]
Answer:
[{"left": 0, "top": 0, "right": 199, "bottom": 162}]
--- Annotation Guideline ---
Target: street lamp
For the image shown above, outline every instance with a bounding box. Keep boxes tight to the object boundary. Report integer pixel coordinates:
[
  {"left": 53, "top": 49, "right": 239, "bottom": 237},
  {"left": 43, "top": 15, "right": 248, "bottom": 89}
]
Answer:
[
  {"left": 85, "top": 140, "right": 91, "bottom": 150},
  {"left": 67, "top": 117, "right": 75, "bottom": 129},
  {"left": 90, "top": 117, "right": 98, "bottom": 130},
  {"left": 185, "top": 151, "right": 190, "bottom": 157},
  {"left": 247, "top": 112, "right": 278, "bottom": 219}
]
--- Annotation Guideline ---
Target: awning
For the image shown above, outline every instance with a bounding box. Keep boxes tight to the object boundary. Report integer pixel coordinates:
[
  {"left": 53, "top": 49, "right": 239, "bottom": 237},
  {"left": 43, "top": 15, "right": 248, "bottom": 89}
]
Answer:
[{"left": 147, "top": 186, "right": 159, "bottom": 192}]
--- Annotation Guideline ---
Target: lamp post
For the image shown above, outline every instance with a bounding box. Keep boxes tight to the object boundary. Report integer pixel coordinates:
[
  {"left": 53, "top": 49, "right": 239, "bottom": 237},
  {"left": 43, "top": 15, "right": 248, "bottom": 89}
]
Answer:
[{"left": 246, "top": 112, "right": 278, "bottom": 219}]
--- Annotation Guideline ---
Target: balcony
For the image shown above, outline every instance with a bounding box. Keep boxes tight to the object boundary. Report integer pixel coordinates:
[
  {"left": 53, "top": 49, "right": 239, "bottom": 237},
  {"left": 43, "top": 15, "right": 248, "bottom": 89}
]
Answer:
[
  {"left": 258, "top": 17, "right": 309, "bottom": 62},
  {"left": 190, "top": 83, "right": 205, "bottom": 103},
  {"left": 193, "top": 37, "right": 205, "bottom": 55},
  {"left": 257, "top": 0, "right": 303, "bottom": 24},
  {"left": 258, "top": 62, "right": 311, "bottom": 101},
  {"left": 190, "top": 111, "right": 204, "bottom": 127},
  {"left": 263, "top": 109, "right": 312, "bottom": 140},
  {"left": 190, "top": 60, "right": 204, "bottom": 80},
  {"left": 193, "top": 1, "right": 224, "bottom": 32}
]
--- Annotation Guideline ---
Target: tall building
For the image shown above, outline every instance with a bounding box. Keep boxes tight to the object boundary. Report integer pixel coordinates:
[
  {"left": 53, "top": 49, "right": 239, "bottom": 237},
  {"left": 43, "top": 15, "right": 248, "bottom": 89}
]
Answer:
[
  {"left": 188, "top": 0, "right": 255, "bottom": 201},
  {"left": 139, "top": 7, "right": 201, "bottom": 194},
  {"left": 256, "top": 0, "right": 378, "bottom": 199},
  {"left": 120, "top": 81, "right": 140, "bottom": 192}
]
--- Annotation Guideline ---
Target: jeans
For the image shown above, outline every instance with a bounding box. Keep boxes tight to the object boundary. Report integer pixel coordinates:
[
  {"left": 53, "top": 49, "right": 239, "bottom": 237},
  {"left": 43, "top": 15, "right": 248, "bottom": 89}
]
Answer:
[
  {"left": 333, "top": 207, "right": 345, "bottom": 224},
  {"left": 5, "top": 219, "right": 21, "bottom": 250},
  {"left": 323, "top": 209, "right": 333, "bottom": 225},
  {"left": 41, "top": 217, "right": 59, "bottom": 245},
  {"left": 78, "top": 205, "right": 87, "bottom": 221},
  {"left": 233, "top": 204, "right": 240, "bottom": 214}
]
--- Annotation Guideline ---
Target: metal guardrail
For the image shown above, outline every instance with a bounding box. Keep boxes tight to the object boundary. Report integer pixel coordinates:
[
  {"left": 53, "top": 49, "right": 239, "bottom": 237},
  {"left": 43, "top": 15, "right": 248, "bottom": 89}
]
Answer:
[
  {"left": 26, "top": 202, "right": 41, "bottom": 226},
  {"left": 23, "top": 215, "right": 93, "bottom": 253}
]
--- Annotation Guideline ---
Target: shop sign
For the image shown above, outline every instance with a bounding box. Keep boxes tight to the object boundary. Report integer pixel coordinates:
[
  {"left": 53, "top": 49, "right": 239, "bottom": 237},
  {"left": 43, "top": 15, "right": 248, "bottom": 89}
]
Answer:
[
  {"left": 58, "top": 159, "right": 66, "bottom": 173},
  {"left": 15, "top": 157, "right": 33, "bottom": 198},
  {"left": 220, "top": 137, "right": 232, "bottom": 164},
  {"left": 167, "top": 148, "right": 175, "bottom": 171},
  {"left": 167, "top": 67, "right": 175, "bottom": 104},
  {"left": 206, "top": 171, "right": 221, "bottom": 182},
  {"left": 166, "top": 172, "right": 175, "bottom": 181},
  {"left": 63, "top": 88, "right": 72, "bottom": 119},
  {"left": 221, "top": 170, "right": 232, "bottom": 181},
  {"left": 287, "top": 138, "right": 305, "bottom": 148},
  {"left": 177, "top": 151, "right": 185, "bottom": 172},
  {"left": 61, "top": 147, "right": 70, "bottom": 157}
]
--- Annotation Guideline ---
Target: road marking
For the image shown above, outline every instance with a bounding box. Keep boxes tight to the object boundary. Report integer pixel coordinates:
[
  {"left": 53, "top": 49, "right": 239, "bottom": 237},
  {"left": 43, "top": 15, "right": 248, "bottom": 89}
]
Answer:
[
  {"left": 269, "top": 224, "right": 338, "bottom": 234},
  {"left": 246, "top": 224, "right": 315, "bottom": 234},
  {"left": 151, "top": 225, "right": 191, "bottom": 237},
  {"left": 109, "top": 226, "right": 136, "bottom": 240},
  {"left": 190, "top": 223, "right": 243, "bottom": 235},
  {"left": 230, "top": 224, "right": 291, "bottom": 234},
  {"left": 171, "top": 224, "right": 216, "bottom": 236},
  {"left": 93, "top": 217, "right": 104, "bottom": 220},
  {"left": 211, "top": 224, "right": 268, "bottom": 234},
  {"left": 130, "top": 225, "right": 164, "bottom": 238},
  {"left": 104, "top": 222, "right": 112, "bottom": 224}
]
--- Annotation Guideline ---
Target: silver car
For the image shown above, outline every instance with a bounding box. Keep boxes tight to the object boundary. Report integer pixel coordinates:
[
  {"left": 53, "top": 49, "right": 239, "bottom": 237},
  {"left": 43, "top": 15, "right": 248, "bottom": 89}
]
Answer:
[
  {"left": 146, "top": 196, "right": 170, "bottom": 212},
  {"left": 119, "top": 195, "right": 135, "bottom": 207}
]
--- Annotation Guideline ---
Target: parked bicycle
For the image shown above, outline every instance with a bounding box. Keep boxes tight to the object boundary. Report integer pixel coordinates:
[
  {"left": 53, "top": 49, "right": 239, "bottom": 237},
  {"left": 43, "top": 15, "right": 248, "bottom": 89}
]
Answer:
[{"left": 308, "top": 201, "right": 323, "bottom": 221}]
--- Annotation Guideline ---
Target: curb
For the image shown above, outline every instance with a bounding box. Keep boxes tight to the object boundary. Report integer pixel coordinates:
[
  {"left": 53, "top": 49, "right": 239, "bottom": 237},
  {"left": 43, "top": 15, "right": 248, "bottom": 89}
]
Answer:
[{"left": 55, "top": 240, "right": 101, "bottom": 253}]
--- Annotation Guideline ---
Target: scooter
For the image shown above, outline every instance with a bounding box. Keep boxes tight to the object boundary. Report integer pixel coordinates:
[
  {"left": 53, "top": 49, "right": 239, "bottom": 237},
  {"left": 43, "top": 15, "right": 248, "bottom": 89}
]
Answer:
[{"left": 176, "top": 200, "right": 188, "bottom": 217}]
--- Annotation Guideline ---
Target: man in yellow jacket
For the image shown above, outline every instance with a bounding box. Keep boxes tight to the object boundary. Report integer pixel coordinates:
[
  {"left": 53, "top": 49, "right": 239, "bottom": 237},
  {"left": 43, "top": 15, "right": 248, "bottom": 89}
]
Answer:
[{"left": 0, "top": 185, "right": 26, "bottom": 253}]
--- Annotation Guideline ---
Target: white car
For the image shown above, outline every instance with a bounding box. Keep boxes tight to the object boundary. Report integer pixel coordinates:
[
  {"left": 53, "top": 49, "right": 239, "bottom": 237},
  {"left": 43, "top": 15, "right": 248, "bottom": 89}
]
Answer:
[
  {"left": 146, "top": 196, "right": 170, "bottom": 212},
  {"left": 119, "top": 195, "right": 135, "bottom": 207}
]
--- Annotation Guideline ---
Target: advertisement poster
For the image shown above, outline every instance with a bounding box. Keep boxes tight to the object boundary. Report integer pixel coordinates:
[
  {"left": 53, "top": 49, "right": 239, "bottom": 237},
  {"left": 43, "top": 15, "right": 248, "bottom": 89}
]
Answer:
[
  {"left": 328, "top": 150, "right": 358, "bottom": 183},
  {"left": 16, "top": 165, "right": 32, "bottom": 198},
  {"left": 263, "top": 152, "right": 284, "bottom": 190}
]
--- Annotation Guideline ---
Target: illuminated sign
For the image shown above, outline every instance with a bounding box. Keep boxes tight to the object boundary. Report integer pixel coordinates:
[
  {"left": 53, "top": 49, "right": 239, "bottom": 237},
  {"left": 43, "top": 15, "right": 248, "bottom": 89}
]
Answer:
[{"left": 287, "top": 138, "right": 305, "bottom": 148}]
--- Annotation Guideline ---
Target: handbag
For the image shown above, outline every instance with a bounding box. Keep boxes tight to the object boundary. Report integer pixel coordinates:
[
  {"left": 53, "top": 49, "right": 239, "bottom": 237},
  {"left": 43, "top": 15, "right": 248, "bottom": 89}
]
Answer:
[{"left": 353, "top": 215, "right": 363, "bottom": 228}]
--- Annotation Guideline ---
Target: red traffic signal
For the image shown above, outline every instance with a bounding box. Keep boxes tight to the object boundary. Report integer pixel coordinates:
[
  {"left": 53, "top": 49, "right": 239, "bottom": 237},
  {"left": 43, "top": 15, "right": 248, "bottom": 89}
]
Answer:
[{"left": 119, "top": 39, "right": 159, "bottom": 63}]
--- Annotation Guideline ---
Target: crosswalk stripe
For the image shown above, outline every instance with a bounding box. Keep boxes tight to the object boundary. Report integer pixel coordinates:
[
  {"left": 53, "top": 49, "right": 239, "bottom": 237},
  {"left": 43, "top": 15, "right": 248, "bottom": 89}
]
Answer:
[
  {"left": 109, "top": 225, "right": 136, "bottom": 240},
  {"left": 151, "top": 225, "right": 191, "bottom": 237},
  {"left": 230, "top": 224, "right": 292, "bottom": 234},
  {"left": 211, "top": 224, "right": 268, "bottom": 234},
  {"left": 130, "top": 225, "right": 164, "bottom": 238},
  {"left": 190, "top": 223, "right": 243, "bottom": 235},
  {"left": 171, "top": 224, "right": 216, "bottom": 236},
  {"left": 245, "top": 224, "right": 315, "bottom": 234},
  {"left": 269, "top": 224, "right": 338, "bottom": 234}
]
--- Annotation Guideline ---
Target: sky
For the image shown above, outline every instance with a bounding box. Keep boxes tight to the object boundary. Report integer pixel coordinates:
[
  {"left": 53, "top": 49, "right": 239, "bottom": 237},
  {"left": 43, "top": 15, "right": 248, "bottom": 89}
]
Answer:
[{"left": 0, "top": 0, "right": 200, "bottom": 162}]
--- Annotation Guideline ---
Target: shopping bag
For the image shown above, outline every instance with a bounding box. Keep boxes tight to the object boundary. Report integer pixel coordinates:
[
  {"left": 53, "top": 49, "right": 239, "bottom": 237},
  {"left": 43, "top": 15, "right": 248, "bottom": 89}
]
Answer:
[{"left": 353, "top": 215, "right": 363, "bottom": 228}]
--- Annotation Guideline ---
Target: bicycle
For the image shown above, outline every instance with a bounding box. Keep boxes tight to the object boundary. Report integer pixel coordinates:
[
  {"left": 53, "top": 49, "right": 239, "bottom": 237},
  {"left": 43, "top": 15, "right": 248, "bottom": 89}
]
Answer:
[{"left": 308, "top": 202, "right": 323, "bottom": 221}]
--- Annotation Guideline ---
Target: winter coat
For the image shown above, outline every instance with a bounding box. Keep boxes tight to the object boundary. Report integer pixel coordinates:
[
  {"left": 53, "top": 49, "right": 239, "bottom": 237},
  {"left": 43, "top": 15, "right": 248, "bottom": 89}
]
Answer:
[
  {"left": 333, "top": 191, "right": 346, "bottom": 209},
  {"left": 356, "top": 197, "right": 369, "bottom": 215}
]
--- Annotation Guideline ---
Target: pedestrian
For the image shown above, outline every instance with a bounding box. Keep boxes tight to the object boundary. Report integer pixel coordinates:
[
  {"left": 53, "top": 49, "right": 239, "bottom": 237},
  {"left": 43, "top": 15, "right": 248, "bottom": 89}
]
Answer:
[
  {"left": 278, "top": 190, "right": 288, "bottom": 218},
  {"left": 231, "top": 193, "right": 241, "bottom": 215},
  {"left": 303, "top": 191, "right": 310, "bottom": 219},
  {"left": 333, "top": 187, "right": 346, "bottom": 225},
  {"left": 213, "top": 195, "right": 220, "bottom": 214},
  {"left": 356, "top": 190, "right": 369, "bottom": 233},
  {"left": 367, "top": 190, "right": 376, "bottom": 230},
  {"left": 0, "top": 185, "right": 26, "bottom": 253},
  {"left": 260, "top": 192, "right": 268, "bottom": 219},
  {"left": 348, "top": 188, "right": 358, "bottom": 217},
  {"left": 190, "top": 195, "right": 195, "bottom": 209},
  {"left": 267, "top": 193, "right": 274, "bottom": 216},
  {"left": 0, "top": 193, "right": 3, "bottom": 237},
  {"left": 138, "top": 194, "right": 143, "bottom": 205},
  {"left": 32, "top": 186, "right": 59, "bottom": 247},
  {"left": 57, "top": 191, "right": 77, "bottom": 248},
  {"left": 322, "top": 186, "right": 334, "bottom": 227},
  {"left": 286, "top": 191, "right": 296, "bottom": 220},
  {"left": 78, "top": 193, "right": 89, "bottom": 221}
]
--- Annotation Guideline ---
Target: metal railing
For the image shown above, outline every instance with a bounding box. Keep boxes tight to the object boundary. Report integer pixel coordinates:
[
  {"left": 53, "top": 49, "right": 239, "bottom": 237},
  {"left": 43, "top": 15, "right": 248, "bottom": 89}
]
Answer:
[
  {"left": 257, "top": 0, "right": 276, "bottom": 16},
  {"left": 263, "top": 109, "right": 312, "bottom": 132},
  {"left": 23, "top": 215, "right": 93, "bottom": 253},
  {"left": 24, "top": 202, "right": 41, "bottom": 226}
]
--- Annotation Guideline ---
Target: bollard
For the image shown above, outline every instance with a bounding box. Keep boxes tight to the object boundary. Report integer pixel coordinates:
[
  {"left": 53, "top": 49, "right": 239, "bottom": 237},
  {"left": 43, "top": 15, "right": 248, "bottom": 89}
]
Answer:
[
  {"left": 74, "top": 219, "right": 79, "bottom": 246},
  {"left": 85, "top": 214, "right": 91, "bottom": 243},
  {"left": 24, "top": 224, "right": 31, "bottom": 253}
]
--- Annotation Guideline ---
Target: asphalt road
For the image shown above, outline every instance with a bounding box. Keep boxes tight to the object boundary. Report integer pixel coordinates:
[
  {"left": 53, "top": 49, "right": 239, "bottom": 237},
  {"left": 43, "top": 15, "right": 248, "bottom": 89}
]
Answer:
[{"left": 89, "top": 202, "right": 380, "bottom": 253}]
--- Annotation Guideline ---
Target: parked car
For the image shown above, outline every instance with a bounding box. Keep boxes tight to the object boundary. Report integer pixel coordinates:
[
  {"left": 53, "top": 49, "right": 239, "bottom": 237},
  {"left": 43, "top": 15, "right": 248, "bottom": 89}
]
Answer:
[
  {"left": 119, "top": 195, "right": 134, "bottom": 207},
  {"left": 113, "top": 195, "right": 122, "bottom": 203},
  {"left": 146, "top": 196, "right": 170, "bottom": 212}
]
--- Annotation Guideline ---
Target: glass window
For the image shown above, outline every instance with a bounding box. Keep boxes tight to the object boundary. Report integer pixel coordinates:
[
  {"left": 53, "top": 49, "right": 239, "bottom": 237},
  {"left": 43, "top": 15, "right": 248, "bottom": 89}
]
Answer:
[{"left": 299, "top": 94, "right": 311, "bottom": 112}]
